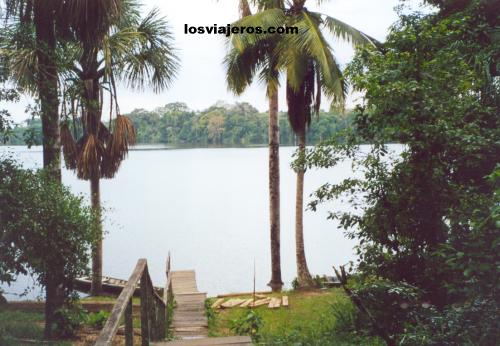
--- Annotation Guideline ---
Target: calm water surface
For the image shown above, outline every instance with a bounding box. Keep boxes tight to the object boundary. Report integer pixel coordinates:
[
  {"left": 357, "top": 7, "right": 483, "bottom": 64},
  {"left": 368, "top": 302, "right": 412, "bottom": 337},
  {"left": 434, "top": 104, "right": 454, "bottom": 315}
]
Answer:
[{"left": 1, "top": 145, "right": 398, "bottom": 299}]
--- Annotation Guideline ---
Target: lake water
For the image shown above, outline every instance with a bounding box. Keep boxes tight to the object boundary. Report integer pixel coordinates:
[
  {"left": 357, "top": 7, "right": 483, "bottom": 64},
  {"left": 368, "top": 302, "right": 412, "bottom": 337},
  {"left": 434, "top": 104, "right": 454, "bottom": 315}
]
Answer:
[{"left": 1, "top": 145, "right": 397, "bottom": 300}]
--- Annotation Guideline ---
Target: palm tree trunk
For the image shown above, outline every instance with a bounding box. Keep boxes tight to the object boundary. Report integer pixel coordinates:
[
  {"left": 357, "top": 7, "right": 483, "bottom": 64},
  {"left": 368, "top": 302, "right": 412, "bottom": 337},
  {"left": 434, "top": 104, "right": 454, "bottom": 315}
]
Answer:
[
  {"left": 268, "top": 92, "right": 283, "bottom": 292},
  {"left": 34, "top": 2, "right": 60, "bottom": 182},
  {"left": 90, "top": 172, "right": 103, "bottom": 295},
  {"left": 34, "top": 2, "right": 62, "bottom": 339},
  {"left": 295, "top": 131, "right": 313, "bottom": 287}
]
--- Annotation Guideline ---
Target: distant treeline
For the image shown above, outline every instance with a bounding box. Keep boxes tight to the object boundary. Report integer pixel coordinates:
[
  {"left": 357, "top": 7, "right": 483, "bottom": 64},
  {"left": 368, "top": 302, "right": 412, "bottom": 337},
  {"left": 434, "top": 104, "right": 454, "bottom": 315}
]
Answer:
[{"left": 3, "top": 101, "right": 354, "bottom": 146}]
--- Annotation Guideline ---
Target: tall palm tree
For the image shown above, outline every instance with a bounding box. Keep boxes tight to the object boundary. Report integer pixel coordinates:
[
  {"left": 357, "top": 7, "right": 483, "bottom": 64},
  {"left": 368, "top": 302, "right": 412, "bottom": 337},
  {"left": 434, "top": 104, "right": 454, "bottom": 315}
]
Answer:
[
  {"left": 58, "top": 0, "right": 178, "bottom": 295},
  {"left": 2, "top": 0, "right": 62, "bottom": 181},
  {"left": 225, "top": 0, "right": 286, "bottom": 292},
  {"left": 283, "top": 0, "right": 376, "bottom": 287},
  {"left": 2, "top": 0, "right": 65, "bottom": 338},
  {"left": 227, "top": 0, "right": 376, "bottom": 288}
]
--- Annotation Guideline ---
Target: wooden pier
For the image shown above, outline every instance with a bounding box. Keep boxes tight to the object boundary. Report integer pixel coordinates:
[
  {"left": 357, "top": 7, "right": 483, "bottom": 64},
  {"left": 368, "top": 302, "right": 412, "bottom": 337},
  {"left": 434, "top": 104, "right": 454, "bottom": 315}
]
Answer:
[
  {"left": 169, "top": 270, "right": 208, "bottom": 339},
  {"left": 155, "top": 269, "right": 252, "bottom": 345}
]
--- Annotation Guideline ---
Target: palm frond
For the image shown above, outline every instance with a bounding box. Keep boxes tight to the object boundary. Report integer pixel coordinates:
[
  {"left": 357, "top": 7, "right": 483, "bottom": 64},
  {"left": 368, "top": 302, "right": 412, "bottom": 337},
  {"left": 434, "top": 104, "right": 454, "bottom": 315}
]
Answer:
[
  {"left": 0, "top": 21, "right": 38, "bottom": 93},
  {"left": 115, "top": 8, "right": 179, "bottom": 92},
  {"left": 60, "top": 122, "right": 78, "bottom": 170},
  {"left": 58, "top": 0, "right": 123, "bottom": 44},
  {"left": 322, "top": 15, "right": 378, "bottom": 47},
  {"left": 230, "top": 8, "right": 286, "bottom": 51},
  {"left": 77, "top": 133, "right": 102, "bottom": 180}
]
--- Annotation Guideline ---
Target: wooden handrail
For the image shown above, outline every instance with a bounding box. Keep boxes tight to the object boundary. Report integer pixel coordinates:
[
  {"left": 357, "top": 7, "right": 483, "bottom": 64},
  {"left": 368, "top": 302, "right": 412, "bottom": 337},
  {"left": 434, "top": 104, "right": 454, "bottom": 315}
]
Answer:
[{"left": 95, "top": 259, "right": 166, "bottom": 346}]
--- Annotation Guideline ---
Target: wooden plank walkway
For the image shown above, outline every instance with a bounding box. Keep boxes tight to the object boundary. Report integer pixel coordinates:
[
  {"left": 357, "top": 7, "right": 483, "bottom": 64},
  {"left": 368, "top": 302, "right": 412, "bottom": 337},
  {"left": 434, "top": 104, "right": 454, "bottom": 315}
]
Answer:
[
  {"left": 170, "top": 270, "right": 208, "bottom": 339},
  {"left": 153, "top": 270, "right": 251, "bottom": 345}
]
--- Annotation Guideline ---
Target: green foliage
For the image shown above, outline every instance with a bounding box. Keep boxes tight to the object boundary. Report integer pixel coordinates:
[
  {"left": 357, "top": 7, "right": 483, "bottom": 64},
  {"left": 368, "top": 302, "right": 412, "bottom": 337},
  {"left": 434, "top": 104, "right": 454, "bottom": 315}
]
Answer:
[
  {"left": 2, "top": 101, "right": 354, "bottom": 147},
  {"left": 306, "top": 6, "right": 499, "bottom": 345},
  {"left": 330, "top": 298, "right": 365, "bottom": 337},
  {"left": 0, "top": 81, "right": 20, "bottom": 144},
  {"left": 308, "top": 10, "right": 499, "bottom": 301},
  {"left": 230, "top": 310, "right": 263, "bottom": 343},
  {"left": 0, "top": 310, "right": 44, "bottom": 341},
  {"left": 349, "top": 278, "right": 428, "bottom": 336},
  {"left": 52, "top": 301, "right": 88, "bottom": 338},
  {"left": 128, "top": 102, "right": 353, "bottom": 146},
  {"left": 292, "top": 275, "right": 327, "bottom": 290},
  {"left": 0, "top": 309, "right": 72, "bottom": 345},
  {"left": 0, "top": 158, "right": 95, "bottom": 287},
  {"left": 86, "top": 310, "right": 109, "bottom": 329},
  {"left": 205, "top": 298, "right": 217, "bottom": 335},
  {"left": 399, "top": 296, "right": 499, "bottom": 345},
  {"left": 0, "top": 158, "right": 96, "bottom": 335},
  {"left": 209, "top": 289, "right": 383, "bottom": 345}
]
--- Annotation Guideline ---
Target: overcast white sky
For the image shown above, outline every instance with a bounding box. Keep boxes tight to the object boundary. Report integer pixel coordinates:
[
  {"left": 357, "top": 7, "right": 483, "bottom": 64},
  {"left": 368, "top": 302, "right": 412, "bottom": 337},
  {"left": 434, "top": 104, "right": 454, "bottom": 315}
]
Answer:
[{"left": 4, "top": 0, "right": 430, "bottom": 122}]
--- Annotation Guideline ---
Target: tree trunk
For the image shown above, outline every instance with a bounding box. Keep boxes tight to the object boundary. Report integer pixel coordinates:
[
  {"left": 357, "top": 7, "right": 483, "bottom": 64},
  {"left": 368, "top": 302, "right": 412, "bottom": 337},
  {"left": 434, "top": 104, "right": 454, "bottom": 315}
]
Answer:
[
  {"left": 90, "top": 173, "right": 103, "bottom": 295},
  {"left": 34, "top": 1, "right": 60, "bottom": 182},
  {"left": 267, "top": 92, "right": 283, "bottom": 292},
  {"left": 34, "top": 2, "right": 62, "bottom": 338},
  {"left": 44, "top": 278, "right": 64, "bottom": 339},
  {"left": 295, "top": 131, "right": 313, "bottom": 287}
]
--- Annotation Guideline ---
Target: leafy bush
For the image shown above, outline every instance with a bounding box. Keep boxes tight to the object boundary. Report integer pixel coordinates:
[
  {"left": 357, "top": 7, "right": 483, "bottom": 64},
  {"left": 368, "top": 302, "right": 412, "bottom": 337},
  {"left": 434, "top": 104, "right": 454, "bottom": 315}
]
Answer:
[
  {"left": 349, "top": 278, "right": 426, "bottom": 336},
  {"left": 86, "top": 310, "right": 109, "bottom": 329},
  {"left": 230, "top": 310, "right": 263, "bottom": 343},
  {"left": 52, "top": 300, "right": 88, "bottom": 338},
  {"left": 0, "top": 158, "right": 96, "bottom": 336},
  {"left": 205, "top": 299, "right": 217, "bottom": 333},
  {"left": 400, "top": 297, "right": 499, "bottom": 346},
  {"left": 331, "top": 298, "right": 367, "bottom": 336}
]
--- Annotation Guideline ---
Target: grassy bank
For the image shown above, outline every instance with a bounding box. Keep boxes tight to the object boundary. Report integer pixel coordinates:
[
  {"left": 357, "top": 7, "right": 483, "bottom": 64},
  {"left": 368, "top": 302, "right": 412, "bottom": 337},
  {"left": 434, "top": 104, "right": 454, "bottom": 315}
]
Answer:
[
  {"left": 0, "top": 310, "right": 71, "bottom": 345},
  {"left": 0, "top": 298, "right": 142, "bottom": 345},
  {"left": 206, "top": 288, "right": 383, "bottom": 345}
]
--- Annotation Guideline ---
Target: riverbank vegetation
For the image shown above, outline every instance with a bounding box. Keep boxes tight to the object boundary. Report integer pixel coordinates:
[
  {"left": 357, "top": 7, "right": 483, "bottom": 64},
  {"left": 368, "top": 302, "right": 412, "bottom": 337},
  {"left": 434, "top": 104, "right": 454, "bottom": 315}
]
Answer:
[
  {"left": 303, "top": 1, "right": 499, "bottom": 344},
  {"left": 2, "top": 102, "right": 355, "bottom": 147},
  {"left": 206, "top": 289, "right": 383, "bottom": 345}
]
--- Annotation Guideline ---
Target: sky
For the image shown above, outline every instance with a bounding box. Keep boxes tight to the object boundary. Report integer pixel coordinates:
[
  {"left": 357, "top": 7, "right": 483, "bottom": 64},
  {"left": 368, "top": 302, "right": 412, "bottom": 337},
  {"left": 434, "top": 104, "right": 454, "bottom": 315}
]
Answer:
[{"left": 4, "top": 0, "right": 429, "bottom": 122}]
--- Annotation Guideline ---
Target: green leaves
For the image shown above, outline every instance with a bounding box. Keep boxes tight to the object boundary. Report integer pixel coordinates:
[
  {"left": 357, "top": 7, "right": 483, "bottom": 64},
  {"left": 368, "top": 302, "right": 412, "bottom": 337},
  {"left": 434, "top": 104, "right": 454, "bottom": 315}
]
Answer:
[
  {"left": 0, "top": 159, "right": 95, "bottom": 292},
  {"left": 306, "top": 4, "right": 499, "bottom": 317}
]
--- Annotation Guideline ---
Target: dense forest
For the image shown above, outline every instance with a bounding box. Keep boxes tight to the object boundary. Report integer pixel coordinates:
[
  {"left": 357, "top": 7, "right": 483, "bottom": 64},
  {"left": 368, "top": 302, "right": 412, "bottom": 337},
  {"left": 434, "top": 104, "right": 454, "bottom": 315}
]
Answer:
[{"left": 2, "top": 101, "right": 353, "bottom": 146}]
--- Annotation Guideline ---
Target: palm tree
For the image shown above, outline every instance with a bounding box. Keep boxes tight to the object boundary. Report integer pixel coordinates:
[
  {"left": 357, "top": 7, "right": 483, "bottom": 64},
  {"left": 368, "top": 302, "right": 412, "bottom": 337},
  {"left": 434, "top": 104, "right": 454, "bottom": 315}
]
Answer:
[
  {"left": 2, "top": 0, "right": 65, "bottom": 338},
  {"left": 283, "top": 0, "right": 376, "bottom": 287},
  {"left": 58, "top": 0, "right": 178, "bottom": 295},
  {"left": 2, "top": 0, "right": 62, "bottom": 181},
  {"left": 227, "top": 0, "right": 376, "bottom": 288},
  {"left": 225, "top": 0, "right": 286, "bottom": 292}
]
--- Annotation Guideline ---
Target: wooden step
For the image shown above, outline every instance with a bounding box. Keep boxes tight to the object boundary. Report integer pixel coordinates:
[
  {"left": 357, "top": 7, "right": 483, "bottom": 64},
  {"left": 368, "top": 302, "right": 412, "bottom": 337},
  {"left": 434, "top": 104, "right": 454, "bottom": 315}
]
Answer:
[{"left": 153, "top": 336, "right": 252, "bottom": 345}]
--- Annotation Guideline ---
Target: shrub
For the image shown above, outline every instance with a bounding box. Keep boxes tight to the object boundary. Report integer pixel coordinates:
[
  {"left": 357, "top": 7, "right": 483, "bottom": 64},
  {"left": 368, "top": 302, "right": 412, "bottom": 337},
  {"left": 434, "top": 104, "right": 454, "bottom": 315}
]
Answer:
[
  {"left": 0, "top": 158, "right": 96, "bottom": 337},
  {"left": 348, "top": 277, "right": 426, "bottom": 336},
  {"left": 86, "top": 310, "right": 110, "bottom": 329},
  {"left": 230, "top": 310, "right": 263, "bottom": 343},
  {"left": 52, "top": 301, "right": 88, "bottom": 338}
]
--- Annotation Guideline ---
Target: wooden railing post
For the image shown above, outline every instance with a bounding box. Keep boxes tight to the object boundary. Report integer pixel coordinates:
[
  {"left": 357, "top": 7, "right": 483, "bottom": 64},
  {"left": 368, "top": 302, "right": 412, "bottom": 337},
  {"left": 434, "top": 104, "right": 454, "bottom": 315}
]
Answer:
[
  {"left": 159, "top": 300, "right": 166, "bottom": 338},
  {"left": 125, "top": 299, "right": 133, "bottom": 346},
  {"left": 140, "top": 270, "right": 150, "bottom": 346},
  {"left": 95, "top": 259, "right": 147, "bottom": 346}
]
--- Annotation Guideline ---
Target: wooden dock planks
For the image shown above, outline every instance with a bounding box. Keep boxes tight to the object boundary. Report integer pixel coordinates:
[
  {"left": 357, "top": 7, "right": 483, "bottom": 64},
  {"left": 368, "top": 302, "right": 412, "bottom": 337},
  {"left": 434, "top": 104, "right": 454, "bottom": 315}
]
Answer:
[
  {"left": 164, "top": 269, "right": 251, "bottom": 345},
  {"left": 170, "top": 270, "right": 208, "bottom": 339},
  {"left": 268, "top": 297, "right": 281, "bottom": 309}
]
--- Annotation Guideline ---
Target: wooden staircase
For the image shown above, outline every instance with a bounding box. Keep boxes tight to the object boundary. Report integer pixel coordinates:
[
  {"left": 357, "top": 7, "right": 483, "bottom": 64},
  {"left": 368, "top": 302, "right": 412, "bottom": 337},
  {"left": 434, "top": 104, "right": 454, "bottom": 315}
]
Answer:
[{"left": 94, "top": 257, "right": 251, "bottom": 345}]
